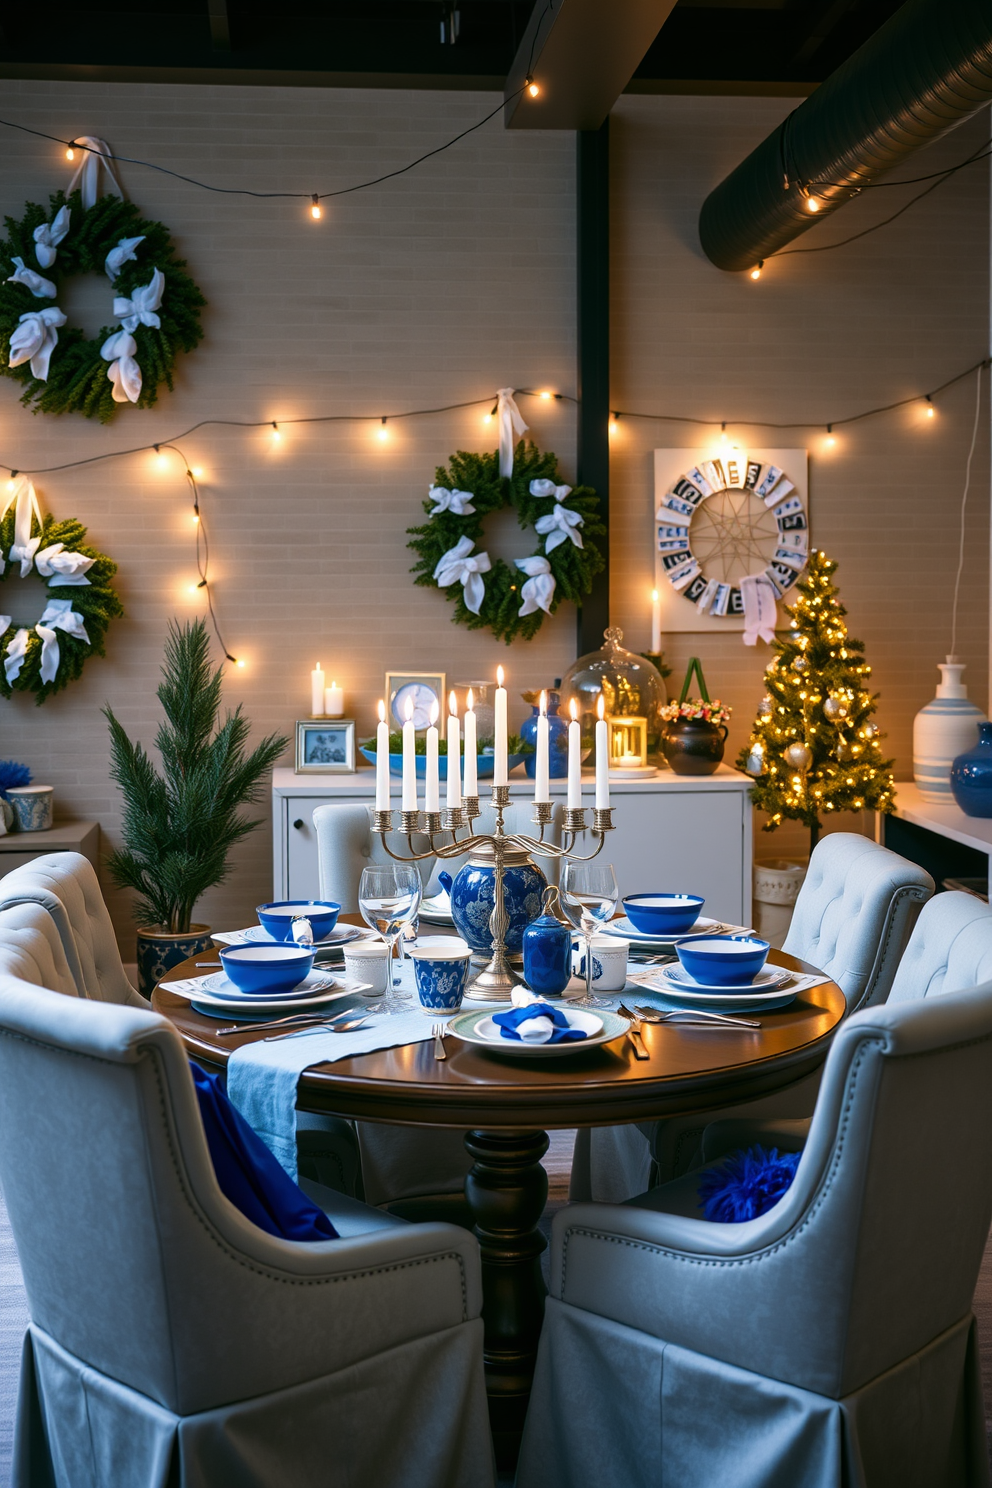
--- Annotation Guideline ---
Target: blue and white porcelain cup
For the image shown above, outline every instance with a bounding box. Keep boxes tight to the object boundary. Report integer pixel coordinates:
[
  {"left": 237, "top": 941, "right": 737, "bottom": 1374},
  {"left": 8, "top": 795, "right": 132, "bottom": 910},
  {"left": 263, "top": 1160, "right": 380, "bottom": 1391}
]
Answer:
[{"left": 410, "top": 939, "right": 472, "bottom": 1013}]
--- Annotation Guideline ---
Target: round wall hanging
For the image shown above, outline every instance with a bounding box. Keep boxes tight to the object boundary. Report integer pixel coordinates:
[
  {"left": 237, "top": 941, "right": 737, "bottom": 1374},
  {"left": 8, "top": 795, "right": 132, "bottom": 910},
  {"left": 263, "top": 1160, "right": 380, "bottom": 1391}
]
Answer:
[
  {"left": 656, "top": 452, "right": 808, "bottom": 640},
  {"left": 0, "top": 478, "right": 123, "bottom": 702},
  {"left": 407, "top": 441, "right": 605, "bottom": 645},
  {"left": 0, "top": 185, "right": 205, "bottom": 422}
]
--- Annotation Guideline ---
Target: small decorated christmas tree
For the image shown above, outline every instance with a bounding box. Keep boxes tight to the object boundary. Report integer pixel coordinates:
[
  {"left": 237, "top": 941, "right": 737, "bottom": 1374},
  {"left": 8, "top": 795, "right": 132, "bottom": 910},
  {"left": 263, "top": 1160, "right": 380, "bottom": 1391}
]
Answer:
[{"left": 737, "top": 549, "right": 895, "bottom": 853}]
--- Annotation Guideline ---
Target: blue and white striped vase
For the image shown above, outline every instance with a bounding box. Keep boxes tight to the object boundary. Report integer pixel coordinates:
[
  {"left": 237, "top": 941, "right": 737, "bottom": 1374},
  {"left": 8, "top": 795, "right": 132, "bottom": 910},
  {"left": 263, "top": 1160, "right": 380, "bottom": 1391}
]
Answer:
[{"left": 913, "top": 661, "right": 987, "bottom": 804}]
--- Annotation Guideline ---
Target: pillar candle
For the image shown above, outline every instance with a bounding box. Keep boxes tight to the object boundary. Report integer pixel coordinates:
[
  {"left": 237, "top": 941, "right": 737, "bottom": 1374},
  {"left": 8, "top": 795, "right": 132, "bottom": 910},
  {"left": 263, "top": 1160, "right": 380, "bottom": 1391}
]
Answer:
[
  {"left": 567, "top": 698, "right": 582, "bottom": 809},
  {"left": 324, "top": 681, "right": 344, "bottom": 717},
  {"left": 375, "top": 700, "right": 390, "bottom": 812},
  {"left": 535, "top": 690, "right": 550, "bottom": 803},
  {"left": 401, "top": 696, "right": 418, "bottom": 813},
  {"left": 494, "top": 665, "right": 508, "bottom": 786},
  {"left": 651, "top": 589, "right": 661, "bottom": 654},
  {"left": 311, "top": 662, "right": 325, "bottom": 716},
  {"left": 464, "top": 690, "right": 478, "bottom": 797},
  {"left": 425, "top": 702, "right": 440, "bottom": 813},
  {"left": 595, "top": 694, "right": 610, "bottom": 809},
  {"left": 446, "top": 693, "right": 461, "bottom": 808}
]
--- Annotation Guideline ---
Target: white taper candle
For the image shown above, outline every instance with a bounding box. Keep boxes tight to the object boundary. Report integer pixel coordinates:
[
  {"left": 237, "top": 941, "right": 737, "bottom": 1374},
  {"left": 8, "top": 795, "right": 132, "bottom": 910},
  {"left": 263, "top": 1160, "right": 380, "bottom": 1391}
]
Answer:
[
  {"left": 446, "top": 692, "right": 461, "bottom": 808},
  {"left": 401, "top": 695, "right": 418, "bottom": 813},
  {"left": 535, "top": 690, "right": 550, "bottom": 803},
  {"left": 464, "top": 690, "right": 478, "bottom": 796},
  {"left": 311, "top": 662, "right": 325, "bottom": 716},
  {"left": 494, "top": 665, "right": 508, "bottom": 786},
  {"left": 595, "top": 693, "right": 610, "bottom": 809},
  {"left": 375, "top": 700, "right": 390, "bottom": 812},
  {"left": 425, "top": 701, "right": 440, "bottom": 813},
  {"left": 567, "top": 697, "right": 582, "bottom": 809}
]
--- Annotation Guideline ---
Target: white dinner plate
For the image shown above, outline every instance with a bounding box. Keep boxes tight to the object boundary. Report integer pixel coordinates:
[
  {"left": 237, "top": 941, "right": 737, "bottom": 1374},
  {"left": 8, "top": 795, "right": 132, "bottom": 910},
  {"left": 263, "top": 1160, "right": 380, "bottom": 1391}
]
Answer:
[
  {"left": 634, "top": 970, "right": 797, "bottom": 1012},
  {"left": 662, "top": 964, "right": 792, "bottom": 995},
  {"left": 217, "top": 924, "right": 366, "bottom": 951},
  {"left": 448, "top": 1006, "right": 628, "bottom": 1057},
  {"left": 419, "top": 895, "right": 455, "bottom": 926},
  {"left": 601, "top": 915, "right": 733, "bottom": 948}
]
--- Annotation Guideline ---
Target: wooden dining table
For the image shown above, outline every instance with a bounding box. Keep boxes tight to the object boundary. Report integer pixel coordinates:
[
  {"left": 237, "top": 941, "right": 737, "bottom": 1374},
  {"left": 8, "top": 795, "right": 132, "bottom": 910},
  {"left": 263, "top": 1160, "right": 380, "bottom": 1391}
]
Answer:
[{"left": 153, "top": 931, "right": 844, "bottom": 1456}]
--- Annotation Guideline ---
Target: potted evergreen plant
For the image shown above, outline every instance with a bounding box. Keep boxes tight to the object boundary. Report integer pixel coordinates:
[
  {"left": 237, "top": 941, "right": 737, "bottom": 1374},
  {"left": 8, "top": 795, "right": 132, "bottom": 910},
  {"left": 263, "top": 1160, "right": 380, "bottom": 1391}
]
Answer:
[{"left": 104, "top": 618, "right": 288, "bottom": 995}]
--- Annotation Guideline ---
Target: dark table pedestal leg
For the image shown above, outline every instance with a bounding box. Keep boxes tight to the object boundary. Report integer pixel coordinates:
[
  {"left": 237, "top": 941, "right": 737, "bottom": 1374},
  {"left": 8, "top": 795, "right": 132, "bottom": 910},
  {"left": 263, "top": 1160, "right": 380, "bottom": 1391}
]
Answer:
[{"left": 464, "top": 1128, "right": 549, "bottom": 1467}]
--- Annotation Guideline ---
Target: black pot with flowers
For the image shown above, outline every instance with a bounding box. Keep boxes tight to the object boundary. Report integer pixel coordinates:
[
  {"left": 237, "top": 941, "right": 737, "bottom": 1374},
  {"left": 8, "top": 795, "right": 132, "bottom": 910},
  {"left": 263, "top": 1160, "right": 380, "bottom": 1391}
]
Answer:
[{"left": 660, "top": 658, "right": 732, "bottom": 776}]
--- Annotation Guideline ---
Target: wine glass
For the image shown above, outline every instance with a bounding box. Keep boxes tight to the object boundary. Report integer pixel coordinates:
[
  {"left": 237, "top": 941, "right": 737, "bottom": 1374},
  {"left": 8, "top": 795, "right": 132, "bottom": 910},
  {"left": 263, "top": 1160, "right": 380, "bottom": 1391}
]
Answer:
[
  {"left": 560, "top": 862, "right": 619, "bottom": 1008},
  {"left": 358, "top": 865, "right": 422, "bottom": 1014}
]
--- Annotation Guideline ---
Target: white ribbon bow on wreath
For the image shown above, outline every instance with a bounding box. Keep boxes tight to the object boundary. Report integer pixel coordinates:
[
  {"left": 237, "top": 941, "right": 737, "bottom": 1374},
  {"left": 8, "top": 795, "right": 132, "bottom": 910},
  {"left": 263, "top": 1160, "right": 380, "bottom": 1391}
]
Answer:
[
  {"left": 7, "top": 258, "right": 57, "bottom": 300},
  {"left": 529, "top": 478, "right": 573, "bottom": 502},
  {"left": 1, "top": 479, "right": 44, "bottom": 576},
  {"left": 535, "top": 502, "right": 584, "bottom": 553},
  {"left": 428, "top": 485, "right": 476, "bottom": 516},
  {"left": 100, "top": 329, "right": 142, "bottom": 404},
  {"left": 3, "top": 600, "right": 91, "bottom": 686},
  {"left": 104, "top": 235, "right": 144, "bottom": 279},
  {"left": 433, "top": 534, "right": 492, "bottom": 615},
  {"left": 32, "top": 206, "right": 71, "bottom": 270},
  {"left": 496, "top": 388, "right": 528, "bottom": 479},
  {"left": 515, "top": 556, "right": 556, "bottom": 616},
  {"left": 8, "top": 307, "right": 67, "bottom": 382},
  {"left": 66, "top": 137, "right": 124, "bottom": 212},
  {"left": 35, "top": 542, "right": 95, "bottom": 586},
  {"left": 114, "top": 268, "right": 165, "bottom": 332}
]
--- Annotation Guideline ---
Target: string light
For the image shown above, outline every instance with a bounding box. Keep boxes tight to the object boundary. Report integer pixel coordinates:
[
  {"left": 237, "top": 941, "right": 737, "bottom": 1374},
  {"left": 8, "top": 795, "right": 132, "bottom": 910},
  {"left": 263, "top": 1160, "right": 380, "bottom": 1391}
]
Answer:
[
  {"left": 377, "top": 417, "right": 389, "bottom": 442},
  {"left": 65, "top": 144, "right": 75, "bottom": 161},
  {"left": 609, "top": 412, "right": 619, "bottom": 437},
  {"left": 270, "top": 422, "right": 281, "bottom": 442},
  {"left": 526, "top": 77, "right": 540, "bottom": 98},
  {"left": 824, "top": 424, "right": 836, "bottom": 448},
  {"left": 310, "top": 194, "right": 322, "bottom": 221},
  {"left": 750, "top": 261, "right": 763, "bottom": 281},
  {"left": 925, "top": 395, "right": 935, "bottom": 419},
  {"left": 539, "top": 390, "right": 553, "bottom": 401},
  {"left": 805, "top": 194, "right": 821, "bottom": 212}
]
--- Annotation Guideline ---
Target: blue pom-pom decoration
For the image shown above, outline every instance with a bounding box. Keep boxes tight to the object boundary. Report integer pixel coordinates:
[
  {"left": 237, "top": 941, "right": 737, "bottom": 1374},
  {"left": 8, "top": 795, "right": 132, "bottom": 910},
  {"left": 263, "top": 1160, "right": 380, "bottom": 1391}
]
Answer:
[
  {"left": 697, "top": 1145, "right": 801, "bottom": 1223},
  {"left": 0, "top": 760, "right": 31, "bottom": 800}
]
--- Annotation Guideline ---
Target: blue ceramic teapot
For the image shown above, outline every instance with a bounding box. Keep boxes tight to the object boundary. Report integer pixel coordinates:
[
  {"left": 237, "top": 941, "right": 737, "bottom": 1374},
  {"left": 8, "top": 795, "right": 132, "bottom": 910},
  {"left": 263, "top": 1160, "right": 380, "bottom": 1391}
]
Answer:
[{"left": 438, "top": 840, "right": 547, "bottom": 955}]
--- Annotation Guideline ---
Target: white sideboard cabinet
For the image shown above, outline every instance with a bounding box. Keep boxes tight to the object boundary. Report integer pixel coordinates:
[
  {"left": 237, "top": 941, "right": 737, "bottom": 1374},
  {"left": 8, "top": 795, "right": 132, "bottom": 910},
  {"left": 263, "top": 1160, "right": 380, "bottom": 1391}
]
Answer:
[{"left": 272, "top": 765, "right": 754, "bottom": 926}]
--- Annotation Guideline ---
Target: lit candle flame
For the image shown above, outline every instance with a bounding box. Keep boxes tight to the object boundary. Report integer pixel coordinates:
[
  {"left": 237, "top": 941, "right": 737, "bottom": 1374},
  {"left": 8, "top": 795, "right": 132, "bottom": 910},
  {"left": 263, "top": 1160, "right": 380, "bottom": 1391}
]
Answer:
[
  {"left": 467, "top": 688, "right": 474, "bottom": 712},
  {"left": 540, "top": 689, "right": 547, "bottom": 716},
  {"left": 449, "top": 690, "right": 457, "bottom": 716},
  {"left": 497, "top": 665, "right": 504, "bottom": 687},
  {"left": 404, "top": 695, "right": 414, "bottom": 722},
  {"left": 598, "top": 694, "right": 605, "bottom": 720},
  {"left": 430, "top": 700, "right": 439, "bottom": 726},
  {"left": 378, "top": 700, "right": 385, "bottom": 722},
  {"left": 570, "top": 698, "right": 578, "bottom": 721}
]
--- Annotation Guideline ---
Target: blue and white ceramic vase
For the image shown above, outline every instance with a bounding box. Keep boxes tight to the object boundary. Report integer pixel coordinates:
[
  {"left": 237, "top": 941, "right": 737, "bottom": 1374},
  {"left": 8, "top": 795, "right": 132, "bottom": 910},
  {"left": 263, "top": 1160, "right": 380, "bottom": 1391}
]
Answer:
[
  {"left": 913, "top": 661, "right": 986, "bottom": 803},
  {"left": 136, "top": 923, "right": 214, "bottom": 999},
  {"left": 522, "top": 886, "right": 573, "bottom": 996},
  {"left": 438, "top": 846, "right": 547, "bottom": 956},
  {"left": 951, "top": 723, "right": 992, "bottom": 819},
  {"left": 519, "top": 690, "right": 569, "bottom": 780}
]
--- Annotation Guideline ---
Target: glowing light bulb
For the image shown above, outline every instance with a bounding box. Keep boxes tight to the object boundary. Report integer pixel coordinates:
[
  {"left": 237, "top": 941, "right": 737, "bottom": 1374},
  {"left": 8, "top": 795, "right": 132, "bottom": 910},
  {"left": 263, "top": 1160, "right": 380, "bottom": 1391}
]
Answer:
[
  {"left": 482, "top": 412, "right": 492, "bottom": 425},
  {"left": 191, "top": 466, "right": 204, "bottom": 479},
  {"left": 376, "top": 417, "right": 389, "bottom": 443},
  {"left": 6, "top": 479, "right": 15, "bottom": 493},
  {"left": 310, "top": 194, "right": 322, "bottom": 221},
  {"left": 192, "top": 512, "right": 200, "bottom": 525},
  {"left": 526, "top": 77, "right": 540, "bottom": 98},
  {"left": 608, "top": 412, "right": 619, "bottom": 437},
  {"left": 925, "top": 396, "right": 935, "bottom": 419},
  {"left": 236, "top": 659, "right": 246, "bottom": 669},
  {"left": 806, "top": 195, "right": 821, "bottom": 212},
  {"left": 65, "top": 146, "right": 74, "bottom": 161},
  {"left": 824, "top": 425, "right": 836, "bottom": 449},
  {"left": 651, "top": 587, "right": 659, "bottom": 603},
  {"left": 270, "top": 423, "right": 281, "bottom": 442},
  {"left": 539, "top": 390, "right": 552, "bottom": 401},
  {"left": 750, "top": 261, "right": 763, "bottom": 281}
]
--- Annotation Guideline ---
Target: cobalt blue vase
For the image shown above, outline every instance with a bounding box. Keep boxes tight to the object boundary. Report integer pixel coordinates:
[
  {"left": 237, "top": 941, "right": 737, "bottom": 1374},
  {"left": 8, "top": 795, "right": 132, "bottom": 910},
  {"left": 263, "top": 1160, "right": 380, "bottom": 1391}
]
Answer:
[
  {"left": 519, "top": 690, "right": 569, "bottom": 780},
  {"left": 522, "top": 886, "right": 573, "bottom": 996},
  {"left": 438, "top": 844, "right": 547, "bottom": 956},
  {"left": 951, "top": 722, "right": 992, "bottom": 818}
]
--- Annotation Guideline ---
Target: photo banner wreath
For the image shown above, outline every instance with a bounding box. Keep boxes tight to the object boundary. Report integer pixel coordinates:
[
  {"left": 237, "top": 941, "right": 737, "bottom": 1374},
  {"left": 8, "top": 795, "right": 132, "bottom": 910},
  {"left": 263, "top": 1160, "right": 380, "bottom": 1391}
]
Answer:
[
  {"left": 0, "top": 478, "right": 123, "bottom": 701},
  {"left": 0, "top": 138, "right": 205, "bottom": 422},
  {"left": 407, "top": 439, "right": 605, "bottom": 644},
  {"left": 653, "top": 448, "right": 809, "bottom": 644}
]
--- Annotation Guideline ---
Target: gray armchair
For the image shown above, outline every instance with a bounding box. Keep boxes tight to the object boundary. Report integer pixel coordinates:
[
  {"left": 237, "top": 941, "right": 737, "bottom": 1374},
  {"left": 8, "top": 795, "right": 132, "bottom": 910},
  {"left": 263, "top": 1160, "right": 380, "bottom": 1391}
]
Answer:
[
  {"left": 517, "top": 982, "right": 992, "bottom": 1488},
  {"left": 574, "top": 832, "right": 935, "bottom": 1201},
  {"left": 0, "top": 978, "right": 495, "bottom": 1488},
  {"left": 0, "top": 900, "right": 80, "bottom": 994}
]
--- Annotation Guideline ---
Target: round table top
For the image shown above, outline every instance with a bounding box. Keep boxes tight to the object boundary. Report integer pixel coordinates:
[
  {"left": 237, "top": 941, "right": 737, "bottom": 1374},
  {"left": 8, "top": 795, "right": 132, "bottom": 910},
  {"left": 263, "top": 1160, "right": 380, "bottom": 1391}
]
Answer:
[{"left": 152, "top": 941, "right": 845, "bottom": 1132}]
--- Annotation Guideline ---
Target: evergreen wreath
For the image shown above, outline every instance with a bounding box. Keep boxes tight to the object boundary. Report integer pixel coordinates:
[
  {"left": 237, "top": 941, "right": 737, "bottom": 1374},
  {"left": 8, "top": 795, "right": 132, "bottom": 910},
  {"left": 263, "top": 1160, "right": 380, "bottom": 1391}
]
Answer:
[
  {"left": 407, "top": 441, "right": 605, "bottom": 644},
  {"left": 0, "top": 188, "right": 205, "bottom": 422},
  {"left": 0, "top": 501, "right": 123, "bottom": 703}
]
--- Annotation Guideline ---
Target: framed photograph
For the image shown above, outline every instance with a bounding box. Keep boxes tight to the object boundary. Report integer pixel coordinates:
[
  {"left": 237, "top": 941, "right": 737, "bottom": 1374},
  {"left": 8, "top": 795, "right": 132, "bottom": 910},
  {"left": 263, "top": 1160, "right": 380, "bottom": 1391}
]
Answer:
[
  {"left": 295, "top": 718, "right": 356, "bottom": 774},
  {"left": 384, "top": 671, "right": 447, "bottom": 730}
]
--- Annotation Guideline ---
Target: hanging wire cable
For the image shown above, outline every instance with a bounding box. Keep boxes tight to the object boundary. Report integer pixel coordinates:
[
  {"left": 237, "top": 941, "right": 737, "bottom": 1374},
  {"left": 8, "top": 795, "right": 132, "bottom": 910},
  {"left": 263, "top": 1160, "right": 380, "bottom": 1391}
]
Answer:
[
  {"left": 154, "top": 443, "right": 238, "bottom": 663},
  {"left": 949, "top": 362, "right": 984, "bottom": 660}
]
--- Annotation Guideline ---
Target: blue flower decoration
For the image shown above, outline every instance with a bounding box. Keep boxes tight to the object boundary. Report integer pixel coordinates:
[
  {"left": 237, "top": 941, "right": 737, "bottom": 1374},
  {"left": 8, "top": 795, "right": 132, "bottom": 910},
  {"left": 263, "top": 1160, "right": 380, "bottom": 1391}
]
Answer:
[
  {"left": 697, "top": 1145, "right": 800, "bottom": 1223},
  {"left": 0, "top": 760, "right": 31, "bottom": 800}
]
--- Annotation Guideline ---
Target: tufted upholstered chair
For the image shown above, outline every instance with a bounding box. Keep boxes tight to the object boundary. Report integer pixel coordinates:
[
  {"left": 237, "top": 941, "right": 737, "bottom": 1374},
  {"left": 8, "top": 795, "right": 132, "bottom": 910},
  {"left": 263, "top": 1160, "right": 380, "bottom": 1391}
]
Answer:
[
  {"left": 311, "top": 801, "right": 564, "bottom": 1209},
  {"left": 0, "top": 977, "right": 496, "bottom": 1488},
  {"left": 701, "top": 889, "right": 992, "bottom": 1161},
  {"left": 517, "top": 982, "right": 992, "bottom": 1488},
  {"left": 0, "top": 901, "right": 79, "bottom": 994},
  {"left": 0, "top": 850, "right": 147, "bottom": 1007},
  {"left": 573, "top": 833, "right": 935, "bottom": 1203}
]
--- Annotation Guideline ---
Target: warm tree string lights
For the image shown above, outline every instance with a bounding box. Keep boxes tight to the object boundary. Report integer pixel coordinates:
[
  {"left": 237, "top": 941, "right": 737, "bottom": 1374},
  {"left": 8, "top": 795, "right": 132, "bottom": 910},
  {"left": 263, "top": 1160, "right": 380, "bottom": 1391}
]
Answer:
[{"left": 737, "top": 549, "right": 895, "bottom": 853}]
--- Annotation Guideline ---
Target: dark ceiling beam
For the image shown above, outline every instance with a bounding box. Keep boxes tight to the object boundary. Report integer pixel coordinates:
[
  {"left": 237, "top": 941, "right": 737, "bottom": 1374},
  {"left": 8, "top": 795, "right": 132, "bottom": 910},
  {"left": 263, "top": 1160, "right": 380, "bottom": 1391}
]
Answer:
[
  {"left": 504, "top": 0, "right": 677, "bottom": 129},
  {"left": 787, "top": 0, "right": 859, "bottom": 66},
  {"left": 208, "top": 0, "right": 231, "bottom": 50}
]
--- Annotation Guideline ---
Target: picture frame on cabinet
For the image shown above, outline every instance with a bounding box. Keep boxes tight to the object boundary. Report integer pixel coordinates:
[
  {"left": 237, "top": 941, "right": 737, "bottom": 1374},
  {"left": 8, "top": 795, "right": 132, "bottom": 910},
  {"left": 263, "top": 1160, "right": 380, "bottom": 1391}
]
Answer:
[
  {"left": 384, "top": 672, "right": 447, "bottom": 730},
  {"left": 295, "top": 719, "right": 356, "bottom": 774}
]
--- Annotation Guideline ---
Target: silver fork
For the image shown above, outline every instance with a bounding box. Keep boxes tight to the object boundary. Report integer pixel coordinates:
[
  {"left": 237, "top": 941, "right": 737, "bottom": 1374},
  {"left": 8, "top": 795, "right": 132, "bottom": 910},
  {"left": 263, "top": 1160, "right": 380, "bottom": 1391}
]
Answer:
[
  {"left": 633, "top": 1004, "right": 761, "bottom": 1030},
  {"left": 432, "top": 1022, "right": 447, "bottom": 1061}
]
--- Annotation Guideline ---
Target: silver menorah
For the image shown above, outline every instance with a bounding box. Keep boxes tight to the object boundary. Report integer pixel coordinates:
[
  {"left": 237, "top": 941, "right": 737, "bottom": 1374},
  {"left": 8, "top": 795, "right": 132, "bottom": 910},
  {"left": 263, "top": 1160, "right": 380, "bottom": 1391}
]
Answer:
[{"left": 373, "top": 786, "right": 616, "bottom": 1001}]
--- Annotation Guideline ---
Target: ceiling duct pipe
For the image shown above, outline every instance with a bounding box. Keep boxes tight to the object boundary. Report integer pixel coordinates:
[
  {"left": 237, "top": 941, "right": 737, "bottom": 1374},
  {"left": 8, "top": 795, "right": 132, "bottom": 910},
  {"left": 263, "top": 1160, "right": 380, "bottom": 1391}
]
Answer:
[{"left": 698, "top": 0, "right": 992, "bottom": 272}]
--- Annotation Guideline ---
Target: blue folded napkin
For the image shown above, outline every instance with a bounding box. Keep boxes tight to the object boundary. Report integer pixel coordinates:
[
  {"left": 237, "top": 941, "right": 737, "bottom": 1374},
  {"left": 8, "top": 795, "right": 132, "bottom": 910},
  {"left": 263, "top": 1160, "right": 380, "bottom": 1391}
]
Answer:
[
  {"left": 189, "top": 1061, "right": 338, "bottom": 1242},
  {"left": 492, "top": 1002, "right": 588, "bottom": 1044}
]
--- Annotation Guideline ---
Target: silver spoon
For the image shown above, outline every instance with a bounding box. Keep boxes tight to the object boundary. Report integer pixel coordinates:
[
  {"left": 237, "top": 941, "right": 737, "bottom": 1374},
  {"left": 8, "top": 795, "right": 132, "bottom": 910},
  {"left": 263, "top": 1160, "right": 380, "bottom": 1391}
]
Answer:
[{"left": 263, "top": 1018, "right": 369, "bottom": 1042}]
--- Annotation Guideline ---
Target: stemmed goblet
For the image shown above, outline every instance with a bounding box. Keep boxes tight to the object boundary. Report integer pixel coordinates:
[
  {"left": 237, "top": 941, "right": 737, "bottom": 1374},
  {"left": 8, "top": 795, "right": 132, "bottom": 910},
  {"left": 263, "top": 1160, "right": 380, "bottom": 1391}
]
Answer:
[
  {"left": 358, "top": 864, "right": 422, "bottom": 1014},
  {"left": 560, "top": 862, "right": 619, "bottom": 1009}
]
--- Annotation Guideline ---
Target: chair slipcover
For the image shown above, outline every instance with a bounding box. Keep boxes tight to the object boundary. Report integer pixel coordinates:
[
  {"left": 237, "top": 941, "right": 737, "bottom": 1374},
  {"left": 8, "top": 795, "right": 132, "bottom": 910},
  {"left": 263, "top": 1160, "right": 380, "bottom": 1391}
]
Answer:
[
  {"left": 312, "top": 802, "right": 565, "bottom": 1207},
  {"left": 517, "top": 983, "right": 992, "bottom": 1488},
  {"left": 575, "top": 833, "right": 935, "bottom": 1202},
  {"left": 0, "top": 851, "right": 147, "bottom": 1007},
  {"left": 0, "top": 977, "right": 495, "bottom": 1488}
]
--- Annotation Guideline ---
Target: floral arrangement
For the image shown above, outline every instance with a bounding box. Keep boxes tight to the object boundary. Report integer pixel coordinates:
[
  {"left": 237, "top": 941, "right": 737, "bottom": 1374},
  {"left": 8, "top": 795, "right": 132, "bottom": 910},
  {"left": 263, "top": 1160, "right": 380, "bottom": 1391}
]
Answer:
[
  {"left": 0, "top": 760, "right": 31, "bottom": 798},
  {"left": 660, "top": 698, "right": 732, "bottom": 726}
]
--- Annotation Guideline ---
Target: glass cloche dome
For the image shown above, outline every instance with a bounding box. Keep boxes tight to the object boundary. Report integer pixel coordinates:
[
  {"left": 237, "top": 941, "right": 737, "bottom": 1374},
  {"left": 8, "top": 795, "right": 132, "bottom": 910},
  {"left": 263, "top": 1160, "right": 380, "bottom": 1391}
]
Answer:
[{"left": 559, "top": 628, "right": 667, "bottom": 760}]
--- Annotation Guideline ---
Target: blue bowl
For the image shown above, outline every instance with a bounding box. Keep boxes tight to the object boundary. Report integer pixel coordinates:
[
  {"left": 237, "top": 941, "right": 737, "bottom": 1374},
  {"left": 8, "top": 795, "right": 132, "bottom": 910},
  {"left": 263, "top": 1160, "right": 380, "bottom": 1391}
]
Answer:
[
  {"left": 676, "top": 935, "right": 770, "bottom": 987},
  {"left": 256, "top": 900, "right": 341, "bottom": 942},
  {"left": 623, "top": 893, "right": 705, "bottom": 936},
  {"left": 219, "top": 943, "right": 316, "bottom": 994},
  {"left": 360, "top": 749, "right": 528, "bottom": 780}
]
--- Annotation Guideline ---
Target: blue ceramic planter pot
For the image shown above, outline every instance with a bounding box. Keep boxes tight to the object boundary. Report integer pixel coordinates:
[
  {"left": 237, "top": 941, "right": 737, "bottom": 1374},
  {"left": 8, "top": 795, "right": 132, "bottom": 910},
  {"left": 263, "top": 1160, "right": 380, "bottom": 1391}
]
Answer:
[
  {"left": 519, "top": 692, "right": 569, "bottom": 780},
  {"left": 951, "top": 723, "right": 992, "bottom": 818},
  {"left": 136, "top": 924, "right": 214, "bottom": 999},
  {"left": 438, "top": 851, "right": 547, "bottom": 956}
]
